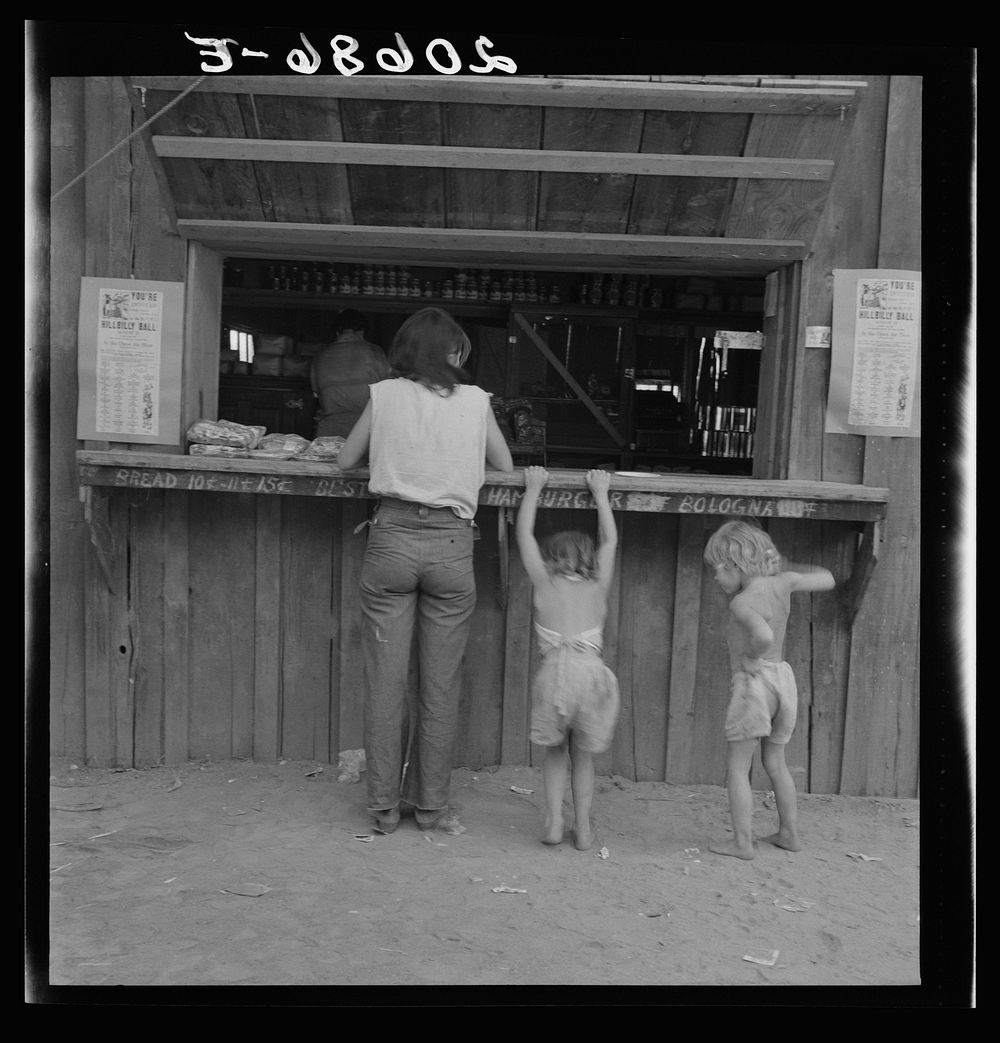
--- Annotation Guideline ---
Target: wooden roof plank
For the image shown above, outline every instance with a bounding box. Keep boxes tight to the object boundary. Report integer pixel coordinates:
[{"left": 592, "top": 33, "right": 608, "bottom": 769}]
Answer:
[
  {"left": 537, "top": 107, "right": 644, "bottom": 234},
  {"left": 337, "top": 98, "right": 445, "bottom": 227},
  {"left": 629, "top": 111, "right": 753, "bottom": 237},
  {"left": 139, "top": 88, "right": 266, "bottom": 222},
  {"left": 235, "top": 93, "right": 354, "bottom": 224},
  {"left": 152, "top": 136, "right": 834, "bottom": 180},
  {"left": 442, "top": 102, "right": 542, "bottom": 230},
  {"left": 176, "top": 219, "right": 807, "bottom": 260},
  {"left": 726, "top": 111, "right": 851, "bottom": 243},
  {"left": 129, "top": 75, "right": 860, "bottom": 114}
]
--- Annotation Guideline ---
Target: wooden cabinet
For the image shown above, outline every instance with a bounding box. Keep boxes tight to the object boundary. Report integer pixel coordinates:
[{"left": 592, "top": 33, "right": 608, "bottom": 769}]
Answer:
[{"left": 218, "top": 375, "right": 317, "bottom": 439}]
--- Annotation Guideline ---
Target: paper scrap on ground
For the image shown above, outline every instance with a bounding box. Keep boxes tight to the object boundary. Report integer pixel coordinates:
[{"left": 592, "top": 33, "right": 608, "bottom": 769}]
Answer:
[
  {"left": 492, "top": 885, "right": 527, "bottom": 894},
  {"left": 220, "top": 883, "right": 271, "bottom": 897},
  {"left": 774, "top": 895, "right": 816, "bottom": 912},
  {"left": 510, "top": 786, "right": 535, "bottom": 795},
  {"left": 846, "top": 852, "right": 883, "bottom": 862},
  {"left": 597, "top": 847, "right": 610, "bottom": 860},
  {"left": 743, "top": 949, "right": 779, "bottom": 966}
]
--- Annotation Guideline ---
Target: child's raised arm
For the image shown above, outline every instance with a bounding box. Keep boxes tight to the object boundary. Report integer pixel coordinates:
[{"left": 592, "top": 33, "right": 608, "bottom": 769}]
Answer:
[
  {"left": 586, "top": 469, "right": 618, "bottom": 591},
  {"left": 515, "top": 466, "right": 551, "bottom": 586},
  {"left": 782, "top": 562, "right": 836, "bottom": 594}
]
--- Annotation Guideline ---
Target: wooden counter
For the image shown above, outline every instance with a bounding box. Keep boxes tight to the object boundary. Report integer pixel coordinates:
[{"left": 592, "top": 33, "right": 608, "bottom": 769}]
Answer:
[
  {"left": 77, "top": 450, "right": 888, "bottom": 522},
  {"left": 71, "top": 448, "right": 887, "bottom": 787}
]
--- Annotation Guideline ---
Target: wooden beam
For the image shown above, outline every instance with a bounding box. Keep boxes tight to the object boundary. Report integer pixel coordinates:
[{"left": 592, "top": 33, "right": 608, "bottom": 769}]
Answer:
[
  {"left": 175, "top": 219, "right": 808, "bottom": 263},
  {"left": 152, "top": 136, "right": 834, "bottom": 181},
  {"left": 130, "top": 75, "right": 860, "bottom": 115}
]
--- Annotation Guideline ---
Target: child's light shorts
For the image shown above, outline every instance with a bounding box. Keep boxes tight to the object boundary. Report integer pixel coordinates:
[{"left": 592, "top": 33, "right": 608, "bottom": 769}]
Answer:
[{"left": 724, "top": 660, "right": 797, "bottom": 744}]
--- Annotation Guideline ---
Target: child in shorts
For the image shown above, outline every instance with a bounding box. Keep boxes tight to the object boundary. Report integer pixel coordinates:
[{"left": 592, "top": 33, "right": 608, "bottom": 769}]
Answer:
[
  {"left": 515, "top": 466, "right": 620, "bottom": 850},
  {"left": 703, "top": 519, "right": 835, "bottom": 859}
]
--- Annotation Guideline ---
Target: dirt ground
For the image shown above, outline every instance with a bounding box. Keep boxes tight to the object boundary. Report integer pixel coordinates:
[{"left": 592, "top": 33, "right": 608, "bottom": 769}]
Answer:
[{"left": 31, "top": 752, "right": 944, "bottom": 1004}]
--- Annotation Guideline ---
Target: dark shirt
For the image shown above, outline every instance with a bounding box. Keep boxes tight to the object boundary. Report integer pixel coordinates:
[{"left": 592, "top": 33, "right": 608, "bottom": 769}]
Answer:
[{"left": 310, "top": 333, "right": 392, "bottom": 437}]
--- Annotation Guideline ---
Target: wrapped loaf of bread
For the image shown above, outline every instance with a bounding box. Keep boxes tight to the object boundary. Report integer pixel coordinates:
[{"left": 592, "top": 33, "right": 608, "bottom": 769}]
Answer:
[
  {"left": 299, "top": 436, "right": 346, "bottom": 461},
  {"left": 186, "top": 418, "right": 264, "bottom": 449},
  {"left": 247, "top": 432, "right": 311, "bottom": 460},
  {"left": 188, "top": 443, "right": 250, "bottom": 458}
]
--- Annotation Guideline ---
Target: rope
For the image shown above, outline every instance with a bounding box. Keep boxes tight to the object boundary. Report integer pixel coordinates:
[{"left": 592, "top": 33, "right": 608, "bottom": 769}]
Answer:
[{"left": 50, "top": 76, "right": 209, "bottom": 202}]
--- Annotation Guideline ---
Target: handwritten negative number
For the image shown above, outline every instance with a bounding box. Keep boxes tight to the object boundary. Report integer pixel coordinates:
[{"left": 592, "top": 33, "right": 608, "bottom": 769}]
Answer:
[{"left": 185, "top": 31, "right": 517, "bottom": 75}]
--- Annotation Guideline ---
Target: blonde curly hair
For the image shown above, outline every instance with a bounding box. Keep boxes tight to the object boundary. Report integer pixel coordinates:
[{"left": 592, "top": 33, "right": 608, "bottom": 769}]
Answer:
[{"left": 703, "top": 519, "right": 781, "bottom": 578}]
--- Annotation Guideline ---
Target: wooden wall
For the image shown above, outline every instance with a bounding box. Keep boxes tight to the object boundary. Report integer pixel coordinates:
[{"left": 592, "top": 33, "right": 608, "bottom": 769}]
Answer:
[
  {"left": 47, "top": 75, "right": 922, "bottom": 796},
  {"left": 69, "top": 489, "right": 862, "bottom": 795}
]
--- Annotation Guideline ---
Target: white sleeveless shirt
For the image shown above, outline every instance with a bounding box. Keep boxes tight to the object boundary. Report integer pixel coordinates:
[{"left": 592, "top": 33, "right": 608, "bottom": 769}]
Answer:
[{"left": 367, "top": 378, "right": 490, "bottom": 520}]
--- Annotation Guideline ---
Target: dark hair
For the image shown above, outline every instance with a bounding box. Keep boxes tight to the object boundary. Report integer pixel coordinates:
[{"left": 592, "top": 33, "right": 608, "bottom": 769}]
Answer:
[
  {"left": 335, "top": 309, "right": 369, "bottom": 336},
  {"left": 540, "top": 530, "right": 599, "bottom": 582},
  {"left": 389, "top": 307, "right": 471, "bottom": 392}
]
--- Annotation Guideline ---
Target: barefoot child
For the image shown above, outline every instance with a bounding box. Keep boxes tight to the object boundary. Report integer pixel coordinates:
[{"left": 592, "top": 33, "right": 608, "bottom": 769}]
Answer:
[
  {"left": 703, "top": 519, "right": 835, "bottom": 860},
  {"left": 515, "top": 466, "right": 620, "bottom": 850}
]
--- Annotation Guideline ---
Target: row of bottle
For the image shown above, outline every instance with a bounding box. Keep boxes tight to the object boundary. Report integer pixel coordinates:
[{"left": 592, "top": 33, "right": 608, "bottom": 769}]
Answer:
[
  {"left": 223, "top": 262, "right": 566, "bottom": 304},
  {"left": 693, "top": 405, "right": 757, "bottom": 459},
  {"left": 576, "top": 273, "right": 661, "bottom": 309},
  {"left": 696, "top": 429, "right": 755, "bottom": 459}
]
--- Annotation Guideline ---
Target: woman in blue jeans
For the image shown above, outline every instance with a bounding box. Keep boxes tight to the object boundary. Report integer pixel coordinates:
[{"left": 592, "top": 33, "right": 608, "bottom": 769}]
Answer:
[{"left": 338, "top": 307, "right": 513, "bottom": 833}]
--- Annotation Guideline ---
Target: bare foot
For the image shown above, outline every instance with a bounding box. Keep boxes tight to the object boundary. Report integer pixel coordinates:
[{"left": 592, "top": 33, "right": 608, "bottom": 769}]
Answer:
[
  {"left": 542, "top": 812, "right": 564, "bottom": 845},
  {"left": 571, "top": 821, "right": 593, "bottom": 851},
  {"left": 708, "top": 839, "right": 755, "bottom": 860},
  {"left": 759, "top": 831, "right": 802, "bottom": 852}
]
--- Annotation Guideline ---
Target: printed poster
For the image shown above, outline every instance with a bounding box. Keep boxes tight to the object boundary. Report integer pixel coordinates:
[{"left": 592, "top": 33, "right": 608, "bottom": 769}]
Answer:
[
  {"left": 77, "top": 277, "right": 185, "bottom": 444},
  {"left": 825, "top": 269, "right": 921, "bottom": 436}
]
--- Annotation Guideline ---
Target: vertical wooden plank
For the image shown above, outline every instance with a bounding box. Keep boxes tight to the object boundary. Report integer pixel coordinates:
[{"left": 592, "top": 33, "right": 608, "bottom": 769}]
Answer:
[
  {"left": 49, "top": 78, "right": 88, "bottom": 762},
  {"left": 842, "top": 75, "right": 921, "bottom": 798},
  {"left": 253, "top": 496, "right": 282, "bottom": 761},
  {"left": 83, "top": 77, "right": 132, "bottom": 277},
  {"left": 753, "top": 265, "right": 790, "bottom": 478},
  {"left": 183, "top": 241, "right": 223, "bottom": 438},
  {"left": 121, "top": 79, "right": 187, "bottom": 281},
  {"left": 187, "top": 493, "right": 256, "bottom": 759},
  {"left": 500, "top": 537, "right": 533, "bottom": 766},
  {"left": 280, "top": 497, "right": 336, "bottom": 762},
  {"left": 337, "top": 500, "right": 369, "bottom": 757},
  {"left": 618, "top": 513, "right": 677, "bottom": 781},
  {"left": 791, "top": 76, "right": 889, "bottom": 484},
  {"left": 162, "top": 490, "right": 190, "bottom": 763},
  {"left": 82, "top": 496, "right": 113, "bottom": 766},
  {"left": 807, "top": 521, "right": 855, "bottom": 793},
  {"left": 691, "top": 523, "right": 735, "bottom": 786},
  {"left": 456, "top": 507, "right": 505, "bottom": 768},
  {"left": 665, "top": 515, "right": 707, "bottom": 783},
  {"left": 594, "top": 514, "right": 624, "bottom": 780},
  {"left": 759, "top": 520, "right": 814, "bottom": 794},
  {"left": 131, "top": 491, "right": 166, "bottom": 766}
]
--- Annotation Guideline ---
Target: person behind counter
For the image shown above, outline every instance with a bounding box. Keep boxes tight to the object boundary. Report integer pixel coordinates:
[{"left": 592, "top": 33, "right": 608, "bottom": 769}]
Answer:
[
  {"left": 338, "top": 306, "right": 514, "bottom": 835},
  {"left": 310, "top": 309, "right": 392, "bottom": 437}
]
